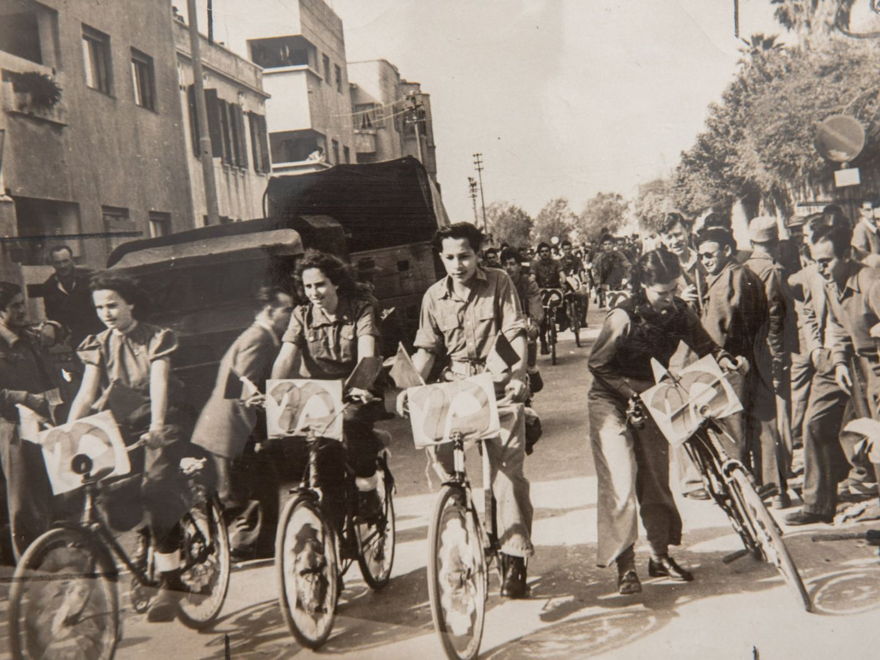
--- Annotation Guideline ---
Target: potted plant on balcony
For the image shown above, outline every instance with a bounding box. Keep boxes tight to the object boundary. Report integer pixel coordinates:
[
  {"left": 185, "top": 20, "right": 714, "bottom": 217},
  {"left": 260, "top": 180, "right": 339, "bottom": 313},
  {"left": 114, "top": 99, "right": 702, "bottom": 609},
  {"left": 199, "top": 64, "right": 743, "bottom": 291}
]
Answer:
[{"left": 9, "top": 71, "right": 62, "bottom": 113}]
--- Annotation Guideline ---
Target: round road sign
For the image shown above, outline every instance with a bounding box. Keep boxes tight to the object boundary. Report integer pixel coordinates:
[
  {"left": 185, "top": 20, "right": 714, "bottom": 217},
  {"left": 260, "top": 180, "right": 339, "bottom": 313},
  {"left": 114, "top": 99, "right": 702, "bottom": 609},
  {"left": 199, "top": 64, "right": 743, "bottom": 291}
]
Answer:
[{"left": 815, "top": 115, "right": 865, "bottom": 163}]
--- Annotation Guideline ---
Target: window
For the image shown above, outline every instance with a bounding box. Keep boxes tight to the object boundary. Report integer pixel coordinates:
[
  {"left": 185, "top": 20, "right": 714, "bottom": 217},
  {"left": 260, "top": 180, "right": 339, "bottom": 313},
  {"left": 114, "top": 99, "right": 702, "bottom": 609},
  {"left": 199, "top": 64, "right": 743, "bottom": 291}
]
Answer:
[
  {"left": 82, "top": 25, "right": 112, "bottom": 94},
  {"left": 322, "top": 54, "right": 330, "bottom": 82},
  {"left": 130, "top": 49, "right": 155, "bottom": 110},
  {"left": 102, "top": 206, "right": 138, "bottom": 254},
  {"left": 334, "top": 64, "right": 342, "bottom": 93},
  {"left": 331, "top": 139, "right": 339, "bottom": 165},
  {"left": 248, "top": 35, "right": 315, "bottom": 70},
  {"left": 354, "top": 103, "right": 380, "bottom": 130},
  {"left": 190, "top": 88, "right": 248, "bottom": 167},
  {"left": 343, "top": 146, "right": 350, "bottom": 164},
  {"left": 148, "top": 212, "right": 171, "bottom": 238},
  {"left": 248, "top": 112, "right": 271, "bottom": 173}
]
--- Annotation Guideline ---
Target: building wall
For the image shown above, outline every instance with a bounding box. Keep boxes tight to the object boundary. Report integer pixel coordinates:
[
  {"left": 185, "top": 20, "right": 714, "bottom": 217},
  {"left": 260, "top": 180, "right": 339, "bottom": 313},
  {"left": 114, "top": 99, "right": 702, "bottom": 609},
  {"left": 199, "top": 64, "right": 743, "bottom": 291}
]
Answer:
[
  {"left": 1, "top": 0, "right": 194, "bottom": 270},
  {"left": 173, "top": 19, "right": 270, "bottom": 225},
  {"left": 348, "top": 59, "right": 404, "bottom": 164}
]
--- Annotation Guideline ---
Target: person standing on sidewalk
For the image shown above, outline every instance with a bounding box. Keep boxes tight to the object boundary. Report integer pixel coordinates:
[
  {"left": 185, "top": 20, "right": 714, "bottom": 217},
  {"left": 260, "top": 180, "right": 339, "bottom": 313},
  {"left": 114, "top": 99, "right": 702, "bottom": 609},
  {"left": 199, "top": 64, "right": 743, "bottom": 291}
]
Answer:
[{"left": 588, "top": 249, "right": 734, "bottom": 594}]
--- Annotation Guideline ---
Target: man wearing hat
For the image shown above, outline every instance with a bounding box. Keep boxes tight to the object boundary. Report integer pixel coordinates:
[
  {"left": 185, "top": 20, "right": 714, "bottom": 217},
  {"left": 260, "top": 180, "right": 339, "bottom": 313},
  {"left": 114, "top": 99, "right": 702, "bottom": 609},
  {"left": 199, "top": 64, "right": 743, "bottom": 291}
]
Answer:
[
  {"left": 851, "top": 198, "right": 880, "bottom": 263},
  {"left": 745, "top": 216, "right": 799, "bottom": 504},
  {"left": 696, "top": 227, "right": 782, "bottom": 494}
]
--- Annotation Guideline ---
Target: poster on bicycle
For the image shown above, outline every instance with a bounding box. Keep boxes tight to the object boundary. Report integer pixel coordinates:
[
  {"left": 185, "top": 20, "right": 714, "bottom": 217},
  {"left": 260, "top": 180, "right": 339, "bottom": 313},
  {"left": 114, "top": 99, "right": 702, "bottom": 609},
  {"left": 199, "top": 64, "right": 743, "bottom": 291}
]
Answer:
[
  {"left": 266, "top": 379, "right": 344, "bottom": 440},
  {"left": 33, "top": 411, "right": 131, "bottom": 495},
  {"left": 406, "top": 373, "right": 500, "bottom": 448},
  {"left": 639, "top": 355, "right": 742, "bottom": 446}
]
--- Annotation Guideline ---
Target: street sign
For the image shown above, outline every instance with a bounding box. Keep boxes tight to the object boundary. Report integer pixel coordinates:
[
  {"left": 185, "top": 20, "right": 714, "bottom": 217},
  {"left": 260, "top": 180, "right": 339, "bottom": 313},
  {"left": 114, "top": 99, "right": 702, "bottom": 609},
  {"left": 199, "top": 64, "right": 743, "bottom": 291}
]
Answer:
[
  {"left": 815, "top": 115, "right": 865, "bottom": 163},
  {"left": 834, "top": 167, "right": 861, "bottom": 188}
]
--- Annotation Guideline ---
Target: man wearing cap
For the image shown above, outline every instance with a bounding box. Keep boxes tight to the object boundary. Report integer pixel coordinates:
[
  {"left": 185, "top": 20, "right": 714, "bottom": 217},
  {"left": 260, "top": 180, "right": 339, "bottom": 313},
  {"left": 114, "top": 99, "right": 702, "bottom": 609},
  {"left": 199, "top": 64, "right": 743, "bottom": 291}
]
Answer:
[
  {"left": 851, "top": 199, "right": 880, "bottom": 263},
  {"left": 696, "top": 228, "right": 781, "bottom": 492},
  {"left": 744, "top": 217, "right": 798, "bottom": 502}
]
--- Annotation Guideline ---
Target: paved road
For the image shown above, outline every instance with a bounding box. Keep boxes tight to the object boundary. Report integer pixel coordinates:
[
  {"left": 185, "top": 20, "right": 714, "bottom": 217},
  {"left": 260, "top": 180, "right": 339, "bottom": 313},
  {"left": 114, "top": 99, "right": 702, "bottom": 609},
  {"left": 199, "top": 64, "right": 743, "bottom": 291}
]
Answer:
[{"left": 4, "top": 308, "right": 880, "bottom": 658}]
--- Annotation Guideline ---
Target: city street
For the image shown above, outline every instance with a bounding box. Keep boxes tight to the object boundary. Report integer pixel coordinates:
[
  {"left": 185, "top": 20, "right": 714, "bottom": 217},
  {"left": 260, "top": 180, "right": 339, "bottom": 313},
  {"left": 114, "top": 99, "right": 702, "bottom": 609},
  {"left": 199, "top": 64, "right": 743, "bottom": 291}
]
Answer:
[{"left": 4, "top": 308, "right": 878, "bottom": 659}]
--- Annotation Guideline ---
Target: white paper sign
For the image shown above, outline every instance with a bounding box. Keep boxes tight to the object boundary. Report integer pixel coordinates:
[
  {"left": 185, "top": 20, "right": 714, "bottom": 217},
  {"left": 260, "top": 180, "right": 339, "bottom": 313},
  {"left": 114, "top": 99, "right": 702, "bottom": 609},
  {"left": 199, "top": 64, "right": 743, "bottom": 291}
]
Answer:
[
  {"left": 265, "top": 379, "right": 344, "bottom": 440},
  {"left": 406, "top": 373, "right": 500, "bottom": 448},
  {"left": 34, "top": 411, "right": 130, "bottom": 495},
  {"left": 639, "top": 355, "right": 742, "bottom": 446}
]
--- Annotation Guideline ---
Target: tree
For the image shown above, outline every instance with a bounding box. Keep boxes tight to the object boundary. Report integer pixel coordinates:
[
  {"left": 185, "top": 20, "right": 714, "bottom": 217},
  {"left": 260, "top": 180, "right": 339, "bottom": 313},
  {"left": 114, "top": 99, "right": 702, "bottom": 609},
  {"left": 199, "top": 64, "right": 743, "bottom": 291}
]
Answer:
[
  {"left": 771, "top": 0, "right": 856, "bottom": 44},
  {"left": 532, "top": 198, "right": 576, "bottom": 245},
  {"left": 635, "top": 179, "right": 677, "bottom": 232},
  {"left": 485, "top": 201, "right": 533, "bottom": 247},
  {"left": 577, "top": 192, "right": 628, "bottom": 240}
]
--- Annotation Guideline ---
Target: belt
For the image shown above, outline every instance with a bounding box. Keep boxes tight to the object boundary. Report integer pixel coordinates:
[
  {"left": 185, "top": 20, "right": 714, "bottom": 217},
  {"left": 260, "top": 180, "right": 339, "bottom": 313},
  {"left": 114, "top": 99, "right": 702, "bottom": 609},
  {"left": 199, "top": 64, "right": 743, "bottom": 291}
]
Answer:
[{"left": 448, "top": 357, "right": 486, "bottom": 377}]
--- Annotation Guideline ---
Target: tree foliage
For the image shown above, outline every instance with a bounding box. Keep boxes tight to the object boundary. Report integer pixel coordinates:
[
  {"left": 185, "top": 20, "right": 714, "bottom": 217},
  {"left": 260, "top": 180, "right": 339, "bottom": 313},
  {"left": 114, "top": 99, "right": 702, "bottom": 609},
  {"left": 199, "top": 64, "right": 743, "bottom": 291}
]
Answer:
[
  {"left": 577, "top": 192, "right": 628, "bottom": 240},
  {"left": 671, "top": 31, "right": 880, "bottom": 220},
  {"left": 533, "top": 198, "right": 576, "bottom": 244},
  {"left": 635, "top": 178, "right": 677, "bottom": 232},
  {"left": 485, "top": 201, "right": 533, "bottom": 247}
]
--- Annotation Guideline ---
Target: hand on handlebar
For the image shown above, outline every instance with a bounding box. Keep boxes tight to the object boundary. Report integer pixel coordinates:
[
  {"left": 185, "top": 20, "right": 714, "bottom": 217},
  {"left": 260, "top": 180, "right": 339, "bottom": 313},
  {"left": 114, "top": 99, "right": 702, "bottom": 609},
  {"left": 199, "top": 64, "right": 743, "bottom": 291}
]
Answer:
[
  {"left": 346, "top": 387, "right": 378, "bottom": 405},
  {"left": 395, "top": 390, "right": 410, "bottom": 418},
  {"left": 626, "top": 394, "right": 647, "bottom": 429},
  {"left": 718, "top": 354, "right": 748, "bottom": 375},
  {"left": 242, "top": 392, "right": 267, "bottom": 410},
  {"left": 501, "top": 377, "right": 529, "bottom": 405}
]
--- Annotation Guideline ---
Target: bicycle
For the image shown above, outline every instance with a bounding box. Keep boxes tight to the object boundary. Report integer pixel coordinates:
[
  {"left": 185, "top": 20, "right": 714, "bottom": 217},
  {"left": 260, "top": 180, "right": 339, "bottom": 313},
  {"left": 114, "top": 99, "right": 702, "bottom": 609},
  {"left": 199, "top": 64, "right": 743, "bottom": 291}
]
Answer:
[
  {"left": 274, "top": 402, "right": 396, "bottom": 649},
  {"left": 8, "top": 449, "right": 230, "bottom": 660},
  {"left": 427, "top": 430, "right": 500, "bottom": 660},
  {"left": 539, "top": 288, "right": 564, "bottom": 365},
  {"left": 638, "top": 357, "right": 812, "bottom": 612}
]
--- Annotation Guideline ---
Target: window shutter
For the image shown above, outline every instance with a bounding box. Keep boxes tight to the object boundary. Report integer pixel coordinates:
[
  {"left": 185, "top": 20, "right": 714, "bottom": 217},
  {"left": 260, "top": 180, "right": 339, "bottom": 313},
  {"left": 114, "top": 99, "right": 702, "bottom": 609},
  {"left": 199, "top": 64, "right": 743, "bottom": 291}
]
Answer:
[
  {"left": 205, "top": 89, "right": 223, "bottom": 158},
  {"left": 234, "top": 105, "right": 248, "bottom": 169}
]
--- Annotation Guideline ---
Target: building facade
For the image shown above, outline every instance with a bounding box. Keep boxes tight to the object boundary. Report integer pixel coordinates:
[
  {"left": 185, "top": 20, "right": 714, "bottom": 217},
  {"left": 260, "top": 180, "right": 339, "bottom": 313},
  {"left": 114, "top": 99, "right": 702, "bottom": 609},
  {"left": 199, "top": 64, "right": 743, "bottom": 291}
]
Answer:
[
  {"left": 186, "top": 0, "right": 355, "bottom": 174},
  {"left": 0, "top": 0, "right": 194, "bottom": 274},
  {"left": 348, "top": 59, "right": 438, "bottom": 183}
]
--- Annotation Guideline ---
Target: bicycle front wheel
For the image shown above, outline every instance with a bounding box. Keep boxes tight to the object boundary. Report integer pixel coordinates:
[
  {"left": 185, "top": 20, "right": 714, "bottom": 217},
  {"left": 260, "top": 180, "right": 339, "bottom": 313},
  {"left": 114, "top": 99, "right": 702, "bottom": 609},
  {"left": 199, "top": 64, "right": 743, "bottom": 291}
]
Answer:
[
  {"left": 549, "top": 321, "right": 557, "bottom": 365},
  {"left": 177, "top": 495, "right": 231, "bottom": 629},
  {"left": 728, "top": 467, "right": 812, "bottom": 612},
  {"left": 427, "top": 484, "right": 487, "bottom": 660},
  {"left": 9, "top": 526, "right": 119, "bottom": 660},
  {"left": 356, "top": 459, "right": 396, "bottom": 589},
  {"left": 276, "top": 495, "right": 339, "bottom": 649},
  {"left": 568, "top": 300, "right": 581, "bottom": 347}
]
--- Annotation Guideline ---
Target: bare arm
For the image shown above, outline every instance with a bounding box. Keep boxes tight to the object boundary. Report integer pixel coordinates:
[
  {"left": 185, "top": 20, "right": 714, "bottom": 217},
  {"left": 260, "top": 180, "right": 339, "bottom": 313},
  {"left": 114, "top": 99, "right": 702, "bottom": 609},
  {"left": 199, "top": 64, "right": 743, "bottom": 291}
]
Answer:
[
  {"left": 358, "top": 334, "right": 377, "bottom": 360},
  {"left": 271, "top": 342, "right": 302, "bottom": 379},
  {"left": 67, "top": 364, "right": 102, "bottom": 422},
  {"left": 412, "top": 348, "right": 436, "bottom": 382},
  {"left": 148, "top": 358, "right": 170, "bottom": 430}
]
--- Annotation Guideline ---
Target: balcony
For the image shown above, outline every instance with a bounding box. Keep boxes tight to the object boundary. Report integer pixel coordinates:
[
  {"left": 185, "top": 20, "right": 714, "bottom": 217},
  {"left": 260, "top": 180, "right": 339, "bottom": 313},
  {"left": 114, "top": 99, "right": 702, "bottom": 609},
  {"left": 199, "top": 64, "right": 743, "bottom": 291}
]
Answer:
[
  {"left": 0, "top": 60, "right": 66, "bottom": 126},
  {"left": 354, "top": 130, "right": 377, "bottom": 155}
]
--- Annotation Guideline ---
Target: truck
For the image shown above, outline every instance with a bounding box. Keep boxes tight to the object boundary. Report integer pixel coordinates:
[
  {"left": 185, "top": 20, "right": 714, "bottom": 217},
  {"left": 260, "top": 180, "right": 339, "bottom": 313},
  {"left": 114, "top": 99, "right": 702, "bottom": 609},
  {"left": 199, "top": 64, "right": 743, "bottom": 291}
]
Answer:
[{"left": 105, "top": 156, "right": 448, "bottom": 409}]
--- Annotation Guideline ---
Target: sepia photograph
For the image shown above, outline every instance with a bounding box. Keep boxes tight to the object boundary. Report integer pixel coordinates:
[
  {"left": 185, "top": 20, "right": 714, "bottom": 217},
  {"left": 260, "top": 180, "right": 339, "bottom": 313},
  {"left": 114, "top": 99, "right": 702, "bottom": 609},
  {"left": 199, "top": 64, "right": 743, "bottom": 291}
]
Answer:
[{"left": 2, "top": 0, "right": 880, "bottom": 658}]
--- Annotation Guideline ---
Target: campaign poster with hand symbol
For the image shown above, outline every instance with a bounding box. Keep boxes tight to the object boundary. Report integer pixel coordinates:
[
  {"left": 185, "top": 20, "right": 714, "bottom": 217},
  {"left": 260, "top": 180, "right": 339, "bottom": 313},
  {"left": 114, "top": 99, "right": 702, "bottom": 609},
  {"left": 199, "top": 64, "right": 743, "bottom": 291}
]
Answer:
[
  {"left": 266, "top": 379, "right": 344, "bottom": 440},
  {"left": 34, "top": 411, "right": 130, "bottom": 495},
  {"left": 406, "top": 373, "right": 500, "bottom": 448}
]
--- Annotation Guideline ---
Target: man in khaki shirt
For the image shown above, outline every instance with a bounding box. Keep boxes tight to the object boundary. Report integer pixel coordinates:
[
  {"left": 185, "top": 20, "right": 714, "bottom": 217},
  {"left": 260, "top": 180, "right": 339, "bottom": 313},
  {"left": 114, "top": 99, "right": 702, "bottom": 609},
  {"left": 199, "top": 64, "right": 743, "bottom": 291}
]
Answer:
[{"left": 411, "top": 222, "right": 534, "bottom": 598}]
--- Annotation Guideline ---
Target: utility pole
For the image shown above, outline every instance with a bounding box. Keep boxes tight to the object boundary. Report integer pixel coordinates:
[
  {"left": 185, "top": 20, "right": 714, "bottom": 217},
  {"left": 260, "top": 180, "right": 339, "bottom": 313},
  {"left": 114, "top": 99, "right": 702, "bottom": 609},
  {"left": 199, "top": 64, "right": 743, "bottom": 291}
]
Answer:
[
  {"left": 468, "top": 177, "right": 479, "bottom": 226},
  {"left": 473, "top": 153, "right": 487, "bottom": 231},
  {"left": 187, "top": 0, "right": 220, "bottom": 226},
  {"left": 733, "top": 0, "right": 739, "bottom": 39},
  {"left": 406, "top": 94, "right": 425, "bottom": 164},
  {"left": 208, "top": 0, "right": 214, "bottom": 43}
]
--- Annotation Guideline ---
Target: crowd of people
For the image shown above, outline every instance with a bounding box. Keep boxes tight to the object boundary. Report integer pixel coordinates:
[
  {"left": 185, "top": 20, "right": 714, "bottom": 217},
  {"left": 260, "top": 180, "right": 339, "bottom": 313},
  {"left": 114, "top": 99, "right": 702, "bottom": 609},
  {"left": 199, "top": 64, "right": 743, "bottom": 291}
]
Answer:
[{"left": 3, "top": 204, "right": 880, "bottom": 615}]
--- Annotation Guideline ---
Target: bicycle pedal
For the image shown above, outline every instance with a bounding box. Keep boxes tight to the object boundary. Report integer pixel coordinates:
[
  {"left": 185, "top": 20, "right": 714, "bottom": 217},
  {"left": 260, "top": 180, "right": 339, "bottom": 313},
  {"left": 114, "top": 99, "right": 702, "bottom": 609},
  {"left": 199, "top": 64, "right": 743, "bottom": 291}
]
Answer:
[{"left": 721, "top": 548, "right": 750, "bottom": 564}]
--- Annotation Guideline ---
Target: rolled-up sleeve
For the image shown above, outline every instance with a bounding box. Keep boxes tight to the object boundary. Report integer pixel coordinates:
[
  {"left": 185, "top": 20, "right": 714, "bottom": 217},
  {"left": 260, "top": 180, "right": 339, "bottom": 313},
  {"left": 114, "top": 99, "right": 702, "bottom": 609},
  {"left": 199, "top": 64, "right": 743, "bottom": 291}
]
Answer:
[
  {"left": 496, "top": 271, "right": 526, "bottom": 343},
  {"left": 588, "top": 309, "right": 638, "bottom": 400},
  {"left": 414, "top": 290, "right": 443, "bottom": 353},
  {"left": 281, "top": 306, "right": 308, "bottom": 346},
  {"left": 354, "top": 301, "right": 380, "bottom": 338}
]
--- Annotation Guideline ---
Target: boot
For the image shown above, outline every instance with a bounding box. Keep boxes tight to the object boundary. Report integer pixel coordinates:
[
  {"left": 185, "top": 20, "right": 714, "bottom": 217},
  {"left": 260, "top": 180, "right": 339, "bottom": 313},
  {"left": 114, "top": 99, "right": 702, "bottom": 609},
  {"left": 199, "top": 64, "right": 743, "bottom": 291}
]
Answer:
[
  {"left": 499, "top": 554, "right": 528, "bottom": 599},
  {"left": 147, "top": 569, "right": 184, "bottom": 623},
  {"left": 615, "top": 545, "right": 641, "bottom": 595}
]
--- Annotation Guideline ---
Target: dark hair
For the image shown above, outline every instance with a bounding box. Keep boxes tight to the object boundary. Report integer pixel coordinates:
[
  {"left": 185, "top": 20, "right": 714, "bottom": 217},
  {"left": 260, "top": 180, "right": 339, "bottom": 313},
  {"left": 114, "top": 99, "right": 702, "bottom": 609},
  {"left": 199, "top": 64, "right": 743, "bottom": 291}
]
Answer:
[
  {"left": 638, "top": 249, "right": 681, "bottom": 286},
  {"left": 599, "top": 233, "right": 613, "bottom": 244},
  {"left": 537, "top": 241, "right": 552, "bottom": 252},
  {"left": 89, "top": 271, "right": 148, "bottom": 317},
  {"left": 484, "top": 247, "right": 498, "bottom": 257},
  {"left": 695, "top": 227, "right": 736, "bottom": 253},
  {"left": 658, "top": 212, "right": 692, "bottom": 235},
  {"left": 296, "top": 249, "right": 357, "bottom": 295},
  {"left": 0, "top": 282, "right": 22, "bottom": 310},
  {"left": 49, "top": 245, "right": 74, "bottom": 259},
  {"left": 702, "top": 212, "right": 731, "bottom": 231},
  {"left": 256, "top": 285, "right": 291, "bottom": 309},
  {"left": 499, "top": 247, "right": 521, "bottom": 264},
  {"left": 433, "top": 222, "right": 483, "bottom": 253},
  {"left": 810, "top": 223, "right": 853, "bottom": 259},
  {"left": 561, "top": 240, "right": 572, "bottom": 248}
]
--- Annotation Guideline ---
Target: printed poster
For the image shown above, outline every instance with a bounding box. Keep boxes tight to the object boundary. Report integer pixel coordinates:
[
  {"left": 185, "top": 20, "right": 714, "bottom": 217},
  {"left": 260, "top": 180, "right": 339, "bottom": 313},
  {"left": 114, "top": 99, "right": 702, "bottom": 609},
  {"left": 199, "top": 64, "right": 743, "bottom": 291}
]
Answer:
[
  {"left": 34, "top": 411, "right": 130, "bottom": 495},
  {"left": 266, "top": 379, "right": 344, "bottom": 440},
  {"left": 407, "top": 373, "right": 500, "bottom": 448}
]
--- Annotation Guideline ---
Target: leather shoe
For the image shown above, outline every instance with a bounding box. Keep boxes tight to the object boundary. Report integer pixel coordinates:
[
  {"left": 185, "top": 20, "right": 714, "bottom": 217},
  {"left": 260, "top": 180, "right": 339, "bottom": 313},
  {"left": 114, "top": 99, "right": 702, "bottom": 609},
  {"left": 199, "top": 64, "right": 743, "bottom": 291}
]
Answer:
[
  {"left": 617, "top": 569, "right": 641, "bottom": 595},
  {"left": 784, "top": 509, "right": 833, "bottom": 526},
  {"left": 500, "top": 554, "right": 529, "bottom": 599},
  {"left": 648, "top": 555, "right": 693, "bottom": 582}
]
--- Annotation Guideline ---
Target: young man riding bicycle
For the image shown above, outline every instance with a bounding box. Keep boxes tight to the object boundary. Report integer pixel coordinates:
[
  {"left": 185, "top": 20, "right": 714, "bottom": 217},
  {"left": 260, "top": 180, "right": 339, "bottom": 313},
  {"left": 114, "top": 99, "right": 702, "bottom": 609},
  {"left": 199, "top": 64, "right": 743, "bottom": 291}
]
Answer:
[{"left": 405, "top": 222, "right": 534, "bottom": 598}]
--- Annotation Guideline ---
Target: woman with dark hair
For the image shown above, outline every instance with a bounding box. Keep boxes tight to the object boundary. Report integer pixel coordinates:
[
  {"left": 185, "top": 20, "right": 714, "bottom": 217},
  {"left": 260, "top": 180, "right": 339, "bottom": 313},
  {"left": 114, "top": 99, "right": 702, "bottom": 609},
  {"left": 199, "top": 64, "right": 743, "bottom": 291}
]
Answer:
[
  {"left": 271, "top": 249, "right": 384, "bottom": 536},
  {"left": 67, "top": 271, "right": 193, "bottom": 622},
  {"left": 588, "top": 248, "right": 735, "bottom": 594}
]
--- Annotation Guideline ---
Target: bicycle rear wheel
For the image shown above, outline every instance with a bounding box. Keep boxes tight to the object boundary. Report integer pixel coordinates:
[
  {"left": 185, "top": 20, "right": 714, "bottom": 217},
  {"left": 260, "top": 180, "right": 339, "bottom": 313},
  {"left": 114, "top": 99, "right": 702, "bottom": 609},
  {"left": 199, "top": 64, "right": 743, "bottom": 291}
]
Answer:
[
  {"left": 276, "top": 495, "right": 339, "bottom": 649},
  {"left": 9, "top": 526, "right": 119, "bottom": 660},
  {"left": 427, "top": 484, "right": 487, "bottom": 660},
  {"left": 356, "top": 459, "right": 396, "bottom": 589},
  {"left": 177, "top": 495, "right": 231, "bottom": 629},
  {"left": 549, "top": 321, "right": 557, "bottom": 366},
  {"left": 728, "top": 467, "right": 812, "bottom": 612},
  {"left": 568, "top": 299, "right": 581, "bottom": 347}
]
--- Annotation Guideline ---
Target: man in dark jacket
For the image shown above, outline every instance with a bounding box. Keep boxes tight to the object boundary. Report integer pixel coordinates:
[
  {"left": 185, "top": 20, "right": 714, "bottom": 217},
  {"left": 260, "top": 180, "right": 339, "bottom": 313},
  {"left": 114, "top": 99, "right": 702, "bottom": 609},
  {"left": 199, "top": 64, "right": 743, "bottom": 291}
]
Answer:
[
  {"left": 696, "top": 228, "right": 782, "bottom": 492},
  {"left": 40, "top": 246, "right": 102, "bottom": 347}
]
